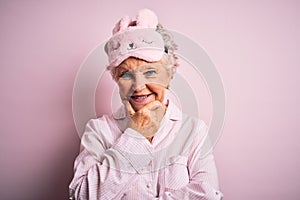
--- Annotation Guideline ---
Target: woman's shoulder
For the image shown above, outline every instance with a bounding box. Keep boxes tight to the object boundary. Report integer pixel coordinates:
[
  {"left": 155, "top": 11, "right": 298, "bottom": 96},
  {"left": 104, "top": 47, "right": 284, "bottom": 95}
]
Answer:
[
  {"left": 85, "top": 114, "right": 116, "bottom": 131},
  {"left": 83, "top": 114, "right": 122, "bottom": 144},
  {"left": 181, "top": 113, "right": 208, "bottom": 132},
  {"left": 176, "top": 114, "right": 209, "bottom": 148}
]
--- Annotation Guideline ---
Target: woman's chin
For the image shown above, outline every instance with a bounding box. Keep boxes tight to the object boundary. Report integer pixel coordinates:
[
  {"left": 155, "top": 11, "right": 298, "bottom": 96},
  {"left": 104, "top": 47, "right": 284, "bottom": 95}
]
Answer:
[{"left": 130, "top": 101, "right": 151, "bottom": 112}]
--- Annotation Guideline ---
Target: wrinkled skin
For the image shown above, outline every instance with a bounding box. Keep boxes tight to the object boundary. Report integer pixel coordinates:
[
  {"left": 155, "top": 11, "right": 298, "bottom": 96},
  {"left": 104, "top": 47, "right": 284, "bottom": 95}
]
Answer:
[{"left": 114, "top": 57, "right": 173, "bottom": 142}]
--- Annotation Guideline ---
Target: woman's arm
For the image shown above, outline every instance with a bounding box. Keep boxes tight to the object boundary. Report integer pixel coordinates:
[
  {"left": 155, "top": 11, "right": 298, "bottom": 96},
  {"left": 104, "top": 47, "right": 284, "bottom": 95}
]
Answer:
[
  {"left": 159, "top": 154, "right": 223, "bottom": 200},
  {"left": 69, "top": 148, "right": 137, "bottom": 199},
  {"left": 69, "top": 118, "right": 153, "bottom": 200},
  {"left": 159, "top": 122, "right": 223, "bottom": 200}
]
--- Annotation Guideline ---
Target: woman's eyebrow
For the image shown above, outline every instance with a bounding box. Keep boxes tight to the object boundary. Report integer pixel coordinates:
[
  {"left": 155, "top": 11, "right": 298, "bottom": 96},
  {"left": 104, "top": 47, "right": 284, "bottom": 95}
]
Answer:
[
  {"left": 117, "top": 66, "right": 129, "bottom": 71},
  {"left": 140, "top": 65, "right": 160, "bottom": 71},
  {"left": 115, "top": 67, "right": 130, "bottom": 78},
  {"left": 116, "top": 66, "right": 130, "bottom": 73}
]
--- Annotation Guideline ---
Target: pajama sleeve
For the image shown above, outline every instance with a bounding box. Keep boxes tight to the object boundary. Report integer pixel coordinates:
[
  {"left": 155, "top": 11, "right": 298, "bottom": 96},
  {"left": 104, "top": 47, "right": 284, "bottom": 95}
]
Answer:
[
  {"left": 69, "top": 118, "right": 153, "bottom": 200},
  {"left": 159, "top": 121, "right": 223, "bottom": 200}
]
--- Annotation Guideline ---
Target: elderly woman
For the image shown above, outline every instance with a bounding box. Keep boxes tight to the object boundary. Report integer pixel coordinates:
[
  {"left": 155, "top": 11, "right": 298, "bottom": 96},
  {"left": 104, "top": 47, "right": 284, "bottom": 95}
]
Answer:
[{"left": 69, "top": 9, "right": 223, "bottom": 200}]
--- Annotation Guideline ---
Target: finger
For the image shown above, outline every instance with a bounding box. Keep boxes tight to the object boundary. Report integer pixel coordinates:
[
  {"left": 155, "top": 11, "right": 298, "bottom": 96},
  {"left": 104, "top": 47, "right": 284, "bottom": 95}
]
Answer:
[
  {"left": 131, "top": 111, "right": 150, "bottom": 127},
  {"left": 140, "top": 101, "right": 165, "bottom": 124},
  {"left": 124, "top": 100, "right": 135, "bottom": 116},
  {"left": 143, "top": 100, "right": 163, "bottom": 111},
  {"left": 141, "top": 115, "right": 151, "bottom": 126},
  {"left": 146, "top": 83, "right": 166, "bottom": 103}
]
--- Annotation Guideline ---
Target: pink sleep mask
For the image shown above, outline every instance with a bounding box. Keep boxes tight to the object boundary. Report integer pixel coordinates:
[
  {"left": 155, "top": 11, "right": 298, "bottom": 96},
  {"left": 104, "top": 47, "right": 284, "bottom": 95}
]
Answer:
[{"left": 105, "top": 9, "right": 165, "bottom": 69}]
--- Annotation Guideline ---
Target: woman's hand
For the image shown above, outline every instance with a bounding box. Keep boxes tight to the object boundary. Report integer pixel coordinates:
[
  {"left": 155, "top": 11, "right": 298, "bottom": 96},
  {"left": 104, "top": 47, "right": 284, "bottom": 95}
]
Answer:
[{"left": 125, "top": 100, "right": 166, "bottom": 142}]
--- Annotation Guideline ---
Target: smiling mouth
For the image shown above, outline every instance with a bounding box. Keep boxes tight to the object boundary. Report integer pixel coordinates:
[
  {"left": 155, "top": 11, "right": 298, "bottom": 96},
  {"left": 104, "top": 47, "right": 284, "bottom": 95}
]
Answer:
[
  {"left": 131, "top": 94, "right": 152, "bottom": 99},
  {"left": 130, "top": 93, "right": 153, "bottom": 103}
]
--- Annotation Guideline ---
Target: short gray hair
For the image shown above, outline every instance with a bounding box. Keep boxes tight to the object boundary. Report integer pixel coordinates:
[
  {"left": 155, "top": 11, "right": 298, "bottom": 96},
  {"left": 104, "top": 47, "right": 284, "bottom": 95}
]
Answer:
[{"left": 156, "top": 23, "right": 179, "bottom": 76}]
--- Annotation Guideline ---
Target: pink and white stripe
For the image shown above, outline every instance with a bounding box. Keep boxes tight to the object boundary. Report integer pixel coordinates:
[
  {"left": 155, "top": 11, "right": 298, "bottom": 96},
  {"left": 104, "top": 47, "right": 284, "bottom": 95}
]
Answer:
[{"left": 69, "top": 101, "right": 223, "bottom": 199}]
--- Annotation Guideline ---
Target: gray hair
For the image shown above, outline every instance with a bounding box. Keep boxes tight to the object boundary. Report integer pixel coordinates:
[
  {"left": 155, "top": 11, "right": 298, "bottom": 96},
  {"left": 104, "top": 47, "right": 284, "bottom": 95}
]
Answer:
[{"left": 156, "top": 23, "right": 179, "bottom": 77}]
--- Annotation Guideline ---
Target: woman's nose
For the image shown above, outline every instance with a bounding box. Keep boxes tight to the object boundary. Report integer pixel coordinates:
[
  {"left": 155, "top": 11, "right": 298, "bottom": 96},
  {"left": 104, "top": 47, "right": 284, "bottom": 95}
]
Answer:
[{"left": 133, "top": 75, "right": 146, "bottom": 91}]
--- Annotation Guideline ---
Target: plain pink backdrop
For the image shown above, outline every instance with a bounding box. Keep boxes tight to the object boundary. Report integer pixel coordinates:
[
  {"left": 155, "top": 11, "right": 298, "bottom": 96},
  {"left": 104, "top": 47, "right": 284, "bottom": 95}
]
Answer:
[{"left": 1, "top": 1, "right": 300, "bottom": 199}]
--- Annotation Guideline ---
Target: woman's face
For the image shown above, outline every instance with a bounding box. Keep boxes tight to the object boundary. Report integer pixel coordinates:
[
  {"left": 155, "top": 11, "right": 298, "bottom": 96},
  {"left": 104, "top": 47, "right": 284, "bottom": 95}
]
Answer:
[{"left": 114, "top": 57, "right": 172, "bottom": 111}]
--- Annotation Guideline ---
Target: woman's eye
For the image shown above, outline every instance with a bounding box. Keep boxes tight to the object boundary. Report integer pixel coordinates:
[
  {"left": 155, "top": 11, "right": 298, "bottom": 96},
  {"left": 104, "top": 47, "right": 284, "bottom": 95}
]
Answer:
[
  {"left": 119, "top": 72, "right": 133, "bottom": 79},
  {"left": 144, "top": 70, "right": 156, "bottom": 77}
]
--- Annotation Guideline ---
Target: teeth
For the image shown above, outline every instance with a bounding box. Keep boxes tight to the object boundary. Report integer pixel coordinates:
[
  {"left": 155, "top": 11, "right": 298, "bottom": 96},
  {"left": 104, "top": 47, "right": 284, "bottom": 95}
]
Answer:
[
  {"left": 132, "top": 95, "right": 147, "bottom": 99},
  {"left": 131, "top": 94, "right": 152, "bottom": 100}
]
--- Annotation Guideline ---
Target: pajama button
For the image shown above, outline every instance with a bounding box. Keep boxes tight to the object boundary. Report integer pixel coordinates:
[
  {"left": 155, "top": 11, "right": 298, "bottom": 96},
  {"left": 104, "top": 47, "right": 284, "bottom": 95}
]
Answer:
[
  {"left": 147, "top": 183, "right": 152, "bottom": 188},
  {"left": 121, "top": 193, "right": 127, "bottom": 199}
]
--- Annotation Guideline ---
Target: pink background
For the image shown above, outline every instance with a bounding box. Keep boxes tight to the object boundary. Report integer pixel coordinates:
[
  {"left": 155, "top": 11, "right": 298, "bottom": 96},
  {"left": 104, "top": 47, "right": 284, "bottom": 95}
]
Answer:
[{"left": 1, "top": 0, "right": 300, "bottom": 199}]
